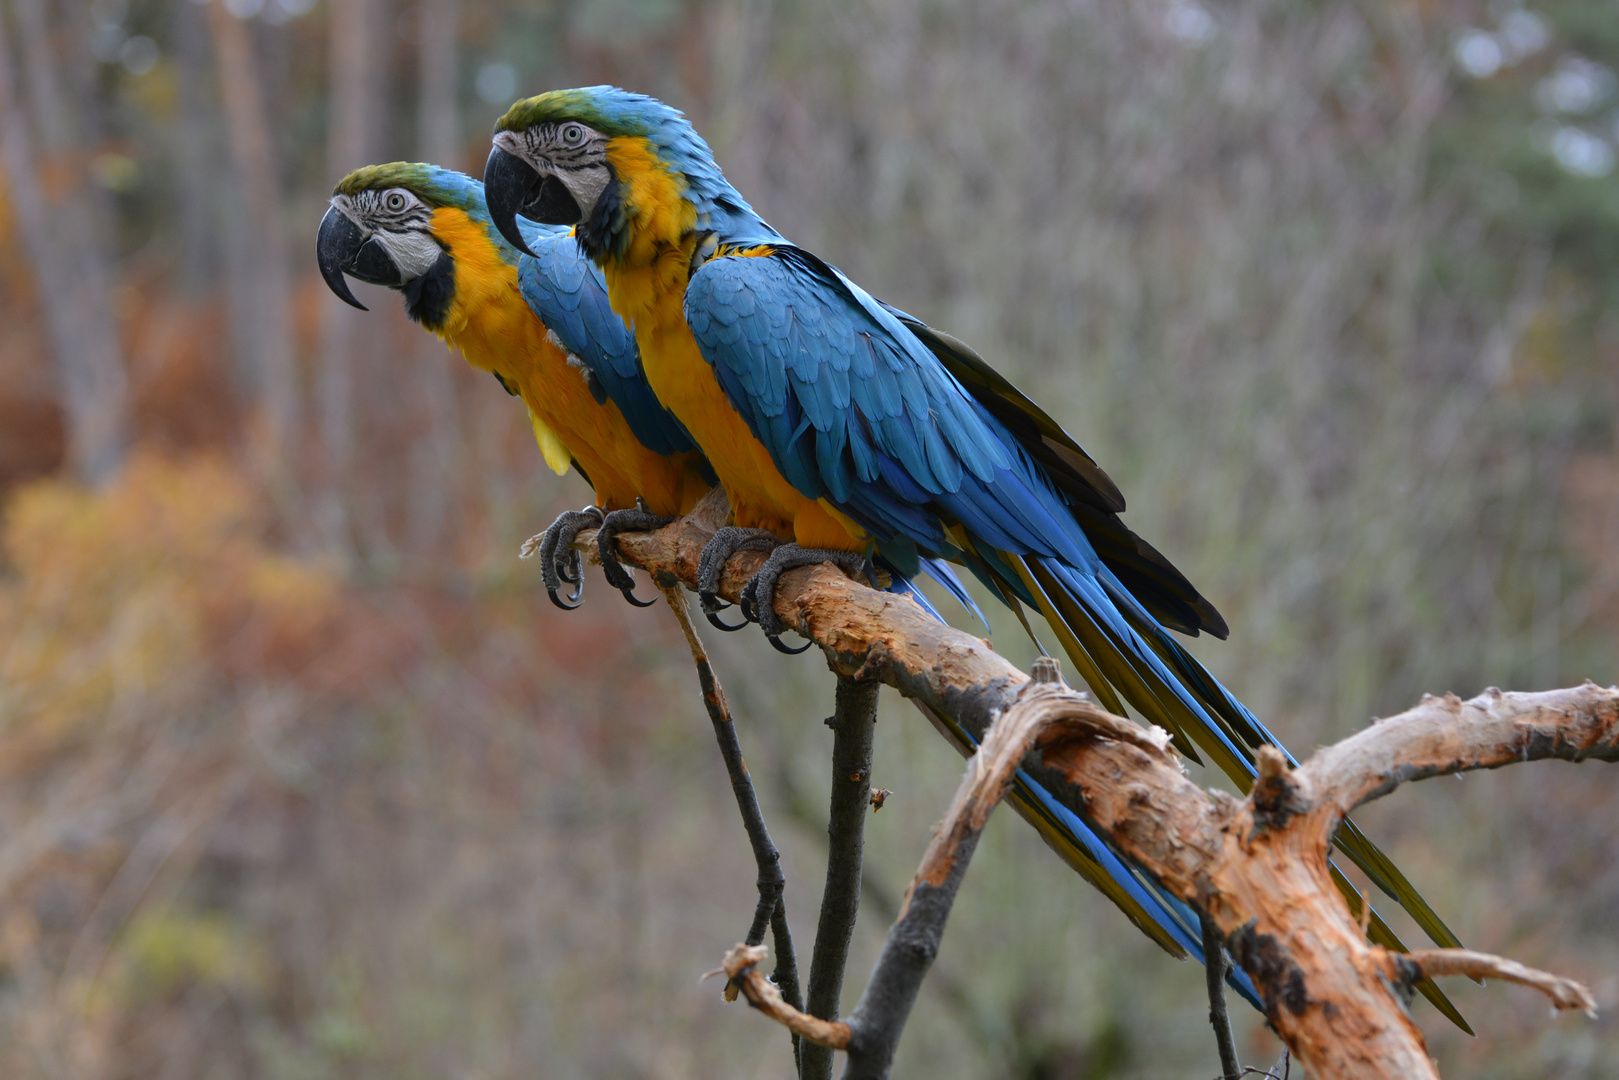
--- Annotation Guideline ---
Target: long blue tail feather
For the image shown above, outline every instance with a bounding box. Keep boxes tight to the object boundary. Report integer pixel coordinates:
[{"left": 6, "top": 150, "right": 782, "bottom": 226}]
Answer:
[
  {"left": 874, "top": 555, "right": 946, "bottom": 624},
  {"left": 917, "top": 556, "right": 988, "bottom": 628},
  {"left": 1016, "top": 770, "right": 1265, "bottom": 1010}
]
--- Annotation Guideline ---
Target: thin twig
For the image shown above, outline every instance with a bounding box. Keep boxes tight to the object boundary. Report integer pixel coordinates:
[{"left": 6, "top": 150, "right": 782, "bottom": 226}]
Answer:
[
  {"left": 1392, "top": 949, "right": 1597, "bottom": 1016},
  {"left": 720, "top": 944, "right": 850, "bottom": 1049},
  {"left": 1201, "top": 910, "right": 1242, "bottom": 1080},
  {"left": 1237, "top": 1055, "right": 1289, "bottom": 1080},
  {"left": 801, "top": 676, "right": 880, "bottom": 1080},
  {"left": 659, "top": 585, "right": 802, "bottom": 1031},
  {"left": 770, "top": 898, "right": 804, "bottom": 1069}
]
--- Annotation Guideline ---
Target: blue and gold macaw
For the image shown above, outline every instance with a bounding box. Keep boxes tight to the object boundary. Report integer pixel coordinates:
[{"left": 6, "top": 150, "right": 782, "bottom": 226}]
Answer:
[
  {"left": 316, "top": 162, "right": 716, "bottom": 605},
  {"left": 481, "top": 88, "right": 1469, "bottom": 1027},
  {"left": 314, "top": 163, "right": 965, "bottom": 620}
]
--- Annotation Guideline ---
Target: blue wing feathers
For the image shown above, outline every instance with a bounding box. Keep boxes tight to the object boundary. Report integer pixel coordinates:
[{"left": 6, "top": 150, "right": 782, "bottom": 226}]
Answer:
[
  {"left": 916, "top": 556, "right": 987, "bottom": 628},
  {"left": 516, "top": 227, "right": 697, "bottom": 457},
  {"left": 688, "top": 247, "right": 1124, "bottom": 570}
]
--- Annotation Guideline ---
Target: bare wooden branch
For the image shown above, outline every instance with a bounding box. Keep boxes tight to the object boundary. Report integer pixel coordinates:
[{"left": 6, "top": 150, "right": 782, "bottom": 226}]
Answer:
[
  {"left": 834, "top": 658, "right": 1103, "bottom": 1079},
  {"left": 574, "top": 489, "right": 1033, "bottom": 742},
  {"left": 721, "top": 944, "right": 851, "bottom": 1050},
  {"left": 658, "top": 585, "right": 801, "bottom": 1028},
  {"left": 801, "top": 675, "right": 879, "bottom": 1080},
  {"left": 769, "top": 899, "right": 803, "bottom": 1057},
  {"left": 1299, "top": 685, "right": 1619, "bottom": 820},
  {"left": 1028, "top": 684, "right": 1614, "bottom": 1080},
  {"left": 1391, "top": 950, "right": 1596, "bottom": 1017},
  {"left": 588, "top": 503, "right": 1614, "bottom": 1080},
  {"left": 1201, "top": 910, "right": 1242, "bottom": 1080}
]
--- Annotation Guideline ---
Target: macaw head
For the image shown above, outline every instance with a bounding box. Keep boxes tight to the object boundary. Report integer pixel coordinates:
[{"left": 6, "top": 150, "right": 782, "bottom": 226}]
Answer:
[
  {"left": 318, "top": 162, "right": 517, "bottom": 327},
  {"left": 484, "top": 85, "right": 763, "bottom": 264}
]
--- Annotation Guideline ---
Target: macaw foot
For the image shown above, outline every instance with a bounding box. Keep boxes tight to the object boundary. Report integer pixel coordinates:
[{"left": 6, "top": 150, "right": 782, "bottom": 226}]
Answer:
[
  {"left": 521, "top": 505, "right": 604, "bottom": 610},
  {"left": 595, "top": 502, "right": 676, "bottom": 608},
  {"left": 740, "top": 544, "right": 878, "bottom": 654},
  {"left": 696, "top": 526, "right": 784, "bottom": 632}
]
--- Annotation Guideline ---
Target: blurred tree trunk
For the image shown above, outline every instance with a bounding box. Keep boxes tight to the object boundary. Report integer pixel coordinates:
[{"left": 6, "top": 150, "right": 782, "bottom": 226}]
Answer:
[
  {"left": 405, "top": 0, "right": 461, "bottom": 561},
  {"left": 172, "top": 0, "right": 218, "bottom": 298},
  {"left": 675, "top": 0, "right": 712, "bottom": 116},
  {"left": 0, "top": 0, "right": 129, "bottom": 484},
  {"left": 417, "top": 0, "right": 459, "bottom": 167},
  {"left": 319, "top": 0, "right": 388, "bottom": 562},
  {"left": 205, "top": 0, "right": 300, "bottom": 478}
]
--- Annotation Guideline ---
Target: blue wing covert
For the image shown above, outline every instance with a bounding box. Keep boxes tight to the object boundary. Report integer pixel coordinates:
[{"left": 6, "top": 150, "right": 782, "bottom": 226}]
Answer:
[{"left": 517, "top": 226, "right": 699, "bottom": 458}]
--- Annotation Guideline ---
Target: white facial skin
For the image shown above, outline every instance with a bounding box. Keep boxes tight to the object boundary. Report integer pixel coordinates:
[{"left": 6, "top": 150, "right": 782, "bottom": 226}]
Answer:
[
  {"left": 492, "top": 121, "right": 612, "bottom": 220},
  {"left": 330, "top": 188, "right": 443, "bottom": 280}
]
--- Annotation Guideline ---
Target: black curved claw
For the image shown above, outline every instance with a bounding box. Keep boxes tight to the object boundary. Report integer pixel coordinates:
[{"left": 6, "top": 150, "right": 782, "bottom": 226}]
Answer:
[
  {"left": 596, "top": 505, "right": 678, "bottom": 610},
  {"left": 764, "top": 633, "right": 814, "bottom": 655},
  {"left": 619, "top": 584, "right": 660, "bottom": 607},
  {"left": 554, "top": 545, "right": 583, "bottom": 586},
  {"left": 548, "top": 583, "right": 584, "bottom": 611},
  {"left": 543, "top": 544, "right": 586, "bottom": 609},
  {"left": 525, "top": 505, "right": 604, "bottom": 611},
  {"left": 706, "top": 606, "right": 750, "bottom": 632}
]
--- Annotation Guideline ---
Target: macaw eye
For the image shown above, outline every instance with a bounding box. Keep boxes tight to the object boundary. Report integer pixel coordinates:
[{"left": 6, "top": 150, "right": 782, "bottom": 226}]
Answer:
[
  {"left": 561, "top": 123, "right": 585, "bottom": 146},
  {"left": 384, "top": 191, "right": 408, "bottom": 212}
]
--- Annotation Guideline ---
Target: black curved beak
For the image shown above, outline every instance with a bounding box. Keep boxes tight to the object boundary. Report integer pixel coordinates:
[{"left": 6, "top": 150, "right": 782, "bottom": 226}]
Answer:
[
  {"left": 483, "top": 146, "right": 544, "bottom": 257},
  {"left": 484, "top": 145, "right": 584, "bottom": 256},
  {"left": 317, "top": 205, "right": 407, "bottom": 310},
  {"left": 317, "top": 206, "right": 370, "bottom": 310}
]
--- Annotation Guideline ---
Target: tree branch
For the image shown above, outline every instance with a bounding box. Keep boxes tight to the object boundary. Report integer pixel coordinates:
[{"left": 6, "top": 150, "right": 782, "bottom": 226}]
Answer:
[
  {"left": 658, "top": 585, "right": 802, "bottom": 1034},
  {"left": 720, "top": 944, "right": 851, "bottom": 1050},
  {"left": 1029, "top": 685, "right": 1614, "bottom": 1080},
  {"left": 765, "top": 721, "right": 1012, "bottom": 1061},
  {"left": 576, "top": 489, "right": 1033, "bottom": 743},
  {"left": 721, "top": 658, "right": 1092, "bottom": 1078},
  {"left": 1299, "top": 684, "right": 1619, "bottom": 820},
  {"left": 1391, "top": 950, "right": 1596, "bottom": 1017},
  {"left": 585, "top": 500, "right": 1614, "bottom": 1080},
  {"left": 1201, "top": 909, "right": 1242, "bottom": 1080},
  {"left": 801, "top": 675, "right": 880, "bottom": 1080},
  {"left": 834, "top": 657, "right": 1082, "bottom": 1078}
]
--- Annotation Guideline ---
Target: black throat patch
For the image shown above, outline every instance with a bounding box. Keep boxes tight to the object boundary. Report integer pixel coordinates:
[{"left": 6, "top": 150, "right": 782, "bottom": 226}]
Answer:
[
  {"left": 576, "top": 170, "right": 628, "bottom": 265},
  {"left": 401, "top": 249, "right": 456, "bottom": 331}
]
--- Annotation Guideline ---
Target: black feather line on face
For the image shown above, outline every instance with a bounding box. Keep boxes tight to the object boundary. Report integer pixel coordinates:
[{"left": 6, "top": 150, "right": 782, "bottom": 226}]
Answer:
[{"left": 402, "top": 249, "right": 456, "bottom": 330}]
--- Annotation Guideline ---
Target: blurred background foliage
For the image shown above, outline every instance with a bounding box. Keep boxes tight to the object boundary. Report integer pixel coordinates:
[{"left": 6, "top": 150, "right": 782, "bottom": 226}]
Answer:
[{"left": 0, "top": 0, "right": 1615, "bottom": 1076}]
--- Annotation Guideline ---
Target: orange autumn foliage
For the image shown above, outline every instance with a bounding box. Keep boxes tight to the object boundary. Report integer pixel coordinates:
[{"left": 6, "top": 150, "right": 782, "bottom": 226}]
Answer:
[{"left": 0, "top": 454, "right": 340, "bottom": 761}]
